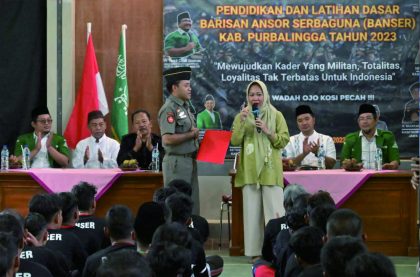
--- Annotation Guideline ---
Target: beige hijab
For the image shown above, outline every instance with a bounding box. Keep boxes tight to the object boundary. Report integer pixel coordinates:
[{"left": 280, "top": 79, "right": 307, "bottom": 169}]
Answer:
[{"left": 245, "top": 80, "right": 277, "bottom": 178}]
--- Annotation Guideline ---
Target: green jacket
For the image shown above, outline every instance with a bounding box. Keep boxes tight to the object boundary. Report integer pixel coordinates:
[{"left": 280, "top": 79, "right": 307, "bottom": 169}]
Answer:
[
  {"left": 340, "top": 129, "right": 400, "bottom": 164},
  {"left": 197, "top": 110, "right": 222, "bottom": 129},
  {"left": 164, "top": 29, "right": 202, "bottom": 57},
  {"left": 231, "top": 111, "right": 289, "bottom": 188},
  {"left": 15, "top": 132, "right": 70, "bottom": 168}
]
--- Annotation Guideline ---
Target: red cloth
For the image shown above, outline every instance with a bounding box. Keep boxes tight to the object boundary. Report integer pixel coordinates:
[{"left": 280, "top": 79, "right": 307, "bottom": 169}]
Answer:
[
  {"left": 197, "top": 130, "right": 232, "bottom": 164},
  {"left": 64, "top": 35, "right": 100, "bottom": 149},
  {"left": 254, "top": 265, "right": 275, "bottom": 277}
]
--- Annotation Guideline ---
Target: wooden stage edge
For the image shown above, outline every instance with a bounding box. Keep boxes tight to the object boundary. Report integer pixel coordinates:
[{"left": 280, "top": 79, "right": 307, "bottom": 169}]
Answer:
[
  {"left": 0, "top": 171, "right": 163, "bottom": 218},
  {"left": 230, "top": 171, "right": 419, "bottom": 257}
]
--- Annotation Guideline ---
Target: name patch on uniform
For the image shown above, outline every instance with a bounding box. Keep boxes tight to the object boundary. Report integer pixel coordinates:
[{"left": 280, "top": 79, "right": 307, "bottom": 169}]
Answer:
[
  {"left": 167, "top": 112, "right": 175, "bottom": 124},
  {"left": 176, "top": 108, "right": 187, "bottom": 119}
]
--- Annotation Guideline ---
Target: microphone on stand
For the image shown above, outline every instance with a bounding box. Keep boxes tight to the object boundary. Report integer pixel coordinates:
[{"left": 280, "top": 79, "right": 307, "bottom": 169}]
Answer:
[{"left": 252, "top": 104, "right": 261, "bottom": 133}]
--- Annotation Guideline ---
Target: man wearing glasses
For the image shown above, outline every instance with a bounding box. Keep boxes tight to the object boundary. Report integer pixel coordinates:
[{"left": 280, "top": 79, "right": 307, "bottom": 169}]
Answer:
[
  {"left": 341, "top": 103, "right": 399, "bottom": 170},
  {"left": 14, "top": 106, "right": 70, "bottom": 168}
]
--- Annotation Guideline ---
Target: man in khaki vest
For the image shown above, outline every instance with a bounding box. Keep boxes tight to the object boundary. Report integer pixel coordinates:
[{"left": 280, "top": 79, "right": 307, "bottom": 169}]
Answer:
[{"left": 158, "top": 67, "right": 200, "bottom": 214}]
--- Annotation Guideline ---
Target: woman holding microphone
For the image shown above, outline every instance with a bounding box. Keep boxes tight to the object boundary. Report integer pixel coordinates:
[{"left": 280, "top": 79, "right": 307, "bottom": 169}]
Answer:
[{"left": 231, "top": 80, "right": 290, "bottom": 259}]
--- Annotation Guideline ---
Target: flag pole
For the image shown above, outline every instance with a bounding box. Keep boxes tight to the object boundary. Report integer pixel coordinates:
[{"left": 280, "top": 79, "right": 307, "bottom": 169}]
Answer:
[
  {"left": 87, "top": 22, "right": 92, "bottom": 43},
  {"left": 122, "top": 24, "right": 127, "bottom": 54}
]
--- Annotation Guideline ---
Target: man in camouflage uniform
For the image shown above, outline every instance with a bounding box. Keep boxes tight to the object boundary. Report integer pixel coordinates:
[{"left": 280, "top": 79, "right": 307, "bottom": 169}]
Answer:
[{"left": 158, "top": 67, "right": 200, "bottom": 214}]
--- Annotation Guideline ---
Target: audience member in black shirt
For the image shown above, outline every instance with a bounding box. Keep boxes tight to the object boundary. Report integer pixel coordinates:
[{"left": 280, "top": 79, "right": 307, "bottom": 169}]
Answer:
[
  {"left": 72, "top": 182, "right": 109, "bottom": 253},
  {"left": 117, "top": 109, "right": 163, "bottom": 169},
  {"left": 0, "top": 231, "right": 19, "bottom": 277},
  {"left": 23, "top": 212, "right": 69, "bottom": 277},
  {"left": 82, "top": 205, "right": 136, "bottom": 277},
  {"left": 96, "top": 249, "right": 151, "bottom": 277},
  {"left": 321, "top": 236, "right": 367, "bottom": 277},
  {"left": 167, "top": 179, "right": 210, "bottom": 242},
  {"left": 148, "top": 241, "right": 191, "bottom": 277},
  {"left": 345, "top": 252, "right": 397, "bottom": 277},
  {"left": 29, "top": 193, "right": 87, "bottom": 276},
  {"left": 0, "top": 211, "right": 53, "bottom": 277},
  {"left": 285, "top": 226, "right": 324, "bottom": 277},
  {"left": 133, "top": 201, "right": 166, "bottom": 254},
  {"left": 262, "top": 184, "right": 308, "bottom": 263}
]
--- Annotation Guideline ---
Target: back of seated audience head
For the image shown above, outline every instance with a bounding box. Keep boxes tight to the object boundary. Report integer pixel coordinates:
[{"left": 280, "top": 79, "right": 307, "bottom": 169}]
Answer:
[
  {"left": 283, "top": 184, "right": 309, "bottom": 214},
  {"left": 289, "top": 226, "right": 324, "bottom": 266},
  {"left": 309, "top": 204, "right": 336, "bottom": 235},
  {"left": 24, "top": 213, "right": 48, "bottom": 244},
  {"left": 326, "top": 208, "right": 364, "bottom": 239},
  {"left": 71, "top": 182, "right": 97, "bottom": 213},
  {"left": 0, "top": 212, "right": 24, "bottom": 249},
  {"left": 96, "top": 249, "right": 151, "bottom": 277},
  {"left": 165, "top": 192, "right": 193, "bottom": 225},
  {"left": 29, "top": 193, "right": 62, "bottom": 227},
  {"left": 167, "top": 179, "right": 192, "bottom": 197},
  {"left": 0, "top": 232, "right": 19, "bottom": 277},
  {"left": 105, "top": 205, "right": 133, "bottom": 241},
  {"left": 58, "top": 192, "right": 79, "bottom": 225},
  {"left": 147, "top": 241, "right": 191, "bottom": 277},
  {"left": 321, "top": 235, "right": 367, "bottom": 277},
  {"left": 153, "top": 187, "right": 177, "bottom": 204},
  {"left": 307, "top": 190, "right": 335, "bottom": 214},
  {"left": 345, "top": 252, "right": 396, "bottom": 277},
  {"left": 134, "top": 202, "right": 166, "bottom": 250},
  {"left": 286, "top": 194, "right": 309, "bottom": 231},
  {"left": 151, "top": 222, "right": 192, "bottom": 249}
]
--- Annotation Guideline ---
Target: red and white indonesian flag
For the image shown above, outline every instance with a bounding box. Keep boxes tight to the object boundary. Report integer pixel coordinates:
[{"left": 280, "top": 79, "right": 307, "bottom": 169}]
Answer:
[{"left": 64, "top": 34, "right": 109, "bottom": 149}]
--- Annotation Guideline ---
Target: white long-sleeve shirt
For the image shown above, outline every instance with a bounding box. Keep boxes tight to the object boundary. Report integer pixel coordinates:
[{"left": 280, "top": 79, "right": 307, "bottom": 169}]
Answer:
[
  {"left": 284, "top": 130, "right": 336, "bottom": 167},
  {"left": 72, "top": 135, "right": 120, "bottom": 168}
]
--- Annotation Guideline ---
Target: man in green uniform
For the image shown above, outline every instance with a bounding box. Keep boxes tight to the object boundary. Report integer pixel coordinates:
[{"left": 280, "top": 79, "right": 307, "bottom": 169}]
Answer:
[
  {"left": 164, "top": 11, "right": 203, "bottom": 58},
  {"left": 14, "top": 106, "right": 70, "bottom": 168},
  {"left": 197, "top": 94, "right": 223, "bottom": 130},
  {"left": 159, "top": 67, "right": 200, "bottom": 214},
  {"left": 341, "top": 103, "right": 399, "bottom": 170}
]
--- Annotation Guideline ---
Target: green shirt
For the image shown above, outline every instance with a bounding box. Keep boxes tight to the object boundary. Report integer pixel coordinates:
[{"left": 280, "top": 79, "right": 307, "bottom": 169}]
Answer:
[
  {"left": 197, "top": 110, "right": 222, "bottom": 129},
  {"left": 15, "top": 132, "right": 70, "bottom": 168},
  {"left": 231, "top": 110, "right": 289, "bottom": 188},
  {"left": 340, "top": 129, "right": 400, "bottom": 164},
  {"left": 164, "top": 29, "right": 202, "bottom": 57},
  {"left": 158, "top": 95, "right": 198, "bottom": 155}
]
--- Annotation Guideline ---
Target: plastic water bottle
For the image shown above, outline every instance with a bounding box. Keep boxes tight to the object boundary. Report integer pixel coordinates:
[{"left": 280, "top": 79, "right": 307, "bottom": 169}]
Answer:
[
  {"left": 151, "top": 144, "right": 160, "bottom": 172},
  {"left": 22, "top": 145, "right": 31, "bottom": 170},
  {"left": 317, "top": 145, "right": 326, "bottom": 170},
  {"left": 281, "top": 148, "right": 287, "bottom": 158},
  {"left": 375, "top": 148, "right": 383, "bottom": 171},
  {"left": 1, "top": 145, "right": 9, "bottom": 171}
]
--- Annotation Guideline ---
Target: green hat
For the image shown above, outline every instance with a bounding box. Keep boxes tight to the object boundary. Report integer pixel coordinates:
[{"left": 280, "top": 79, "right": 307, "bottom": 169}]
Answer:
[
  {"left": 177, "top": 12, "right": 191, "bottom": 24},
  {"left": 163, "top": 67, "right": 191, "bottom": 86}
]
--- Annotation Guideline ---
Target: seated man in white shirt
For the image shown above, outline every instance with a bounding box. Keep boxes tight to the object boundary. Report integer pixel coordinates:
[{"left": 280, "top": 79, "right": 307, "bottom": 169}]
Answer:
[
  {"left": 72, "top": 110, "right": 120, "bottom": 168},
  {"left": 284, "top": 105, "right": 336, "bottom": 169}
]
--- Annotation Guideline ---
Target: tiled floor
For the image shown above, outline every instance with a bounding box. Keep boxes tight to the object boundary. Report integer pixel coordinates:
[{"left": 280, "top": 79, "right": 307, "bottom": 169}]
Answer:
[{"left": 206, "top": 249, "right": 418, "bottom": 276}]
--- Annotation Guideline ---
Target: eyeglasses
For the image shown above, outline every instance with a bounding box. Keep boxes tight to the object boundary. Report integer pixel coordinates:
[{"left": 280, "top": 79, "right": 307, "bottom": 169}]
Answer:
[{"left": 37, "top": 119, "right": 53, "bottom": 124}]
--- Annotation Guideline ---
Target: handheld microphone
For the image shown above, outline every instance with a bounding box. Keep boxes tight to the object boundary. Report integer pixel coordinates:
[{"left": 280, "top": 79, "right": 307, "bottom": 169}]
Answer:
[{"left": 252, "top": 104, "right": 261, "bottom": 133}]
